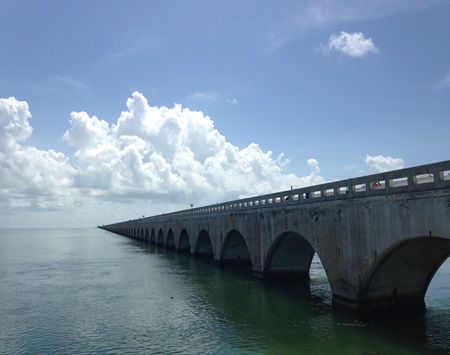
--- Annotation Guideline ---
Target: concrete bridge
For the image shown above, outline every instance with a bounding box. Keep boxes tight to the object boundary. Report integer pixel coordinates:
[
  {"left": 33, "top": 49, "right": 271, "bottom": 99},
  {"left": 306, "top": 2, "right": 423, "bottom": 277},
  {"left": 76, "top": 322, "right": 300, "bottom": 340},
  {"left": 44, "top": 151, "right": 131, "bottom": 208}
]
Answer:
[{"left": 100, "top": 160, "right": 450, "bottom": 311}]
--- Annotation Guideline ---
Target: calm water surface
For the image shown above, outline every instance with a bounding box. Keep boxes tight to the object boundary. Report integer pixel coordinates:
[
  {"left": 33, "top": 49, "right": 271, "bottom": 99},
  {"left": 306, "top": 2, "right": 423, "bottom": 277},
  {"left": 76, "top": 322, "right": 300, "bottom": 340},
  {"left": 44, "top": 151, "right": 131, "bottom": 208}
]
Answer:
[{"left": 0, "top": 228, "right": 449, "bottom": 354}]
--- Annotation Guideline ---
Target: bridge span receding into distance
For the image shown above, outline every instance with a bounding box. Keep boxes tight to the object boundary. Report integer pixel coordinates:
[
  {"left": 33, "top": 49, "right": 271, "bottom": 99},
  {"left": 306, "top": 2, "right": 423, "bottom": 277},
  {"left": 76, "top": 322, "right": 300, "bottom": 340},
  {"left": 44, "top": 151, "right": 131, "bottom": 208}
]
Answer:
[{"left": 100, "top": 160, "right": 450, "bottom": 311}]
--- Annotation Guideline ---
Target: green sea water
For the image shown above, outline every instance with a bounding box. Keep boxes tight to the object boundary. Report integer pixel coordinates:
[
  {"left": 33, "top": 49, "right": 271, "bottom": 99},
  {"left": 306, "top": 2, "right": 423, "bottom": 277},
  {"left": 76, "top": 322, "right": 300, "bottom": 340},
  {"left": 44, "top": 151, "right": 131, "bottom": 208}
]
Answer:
[{"left": 0, "top": 228, "right": 448, "bottom": 354}]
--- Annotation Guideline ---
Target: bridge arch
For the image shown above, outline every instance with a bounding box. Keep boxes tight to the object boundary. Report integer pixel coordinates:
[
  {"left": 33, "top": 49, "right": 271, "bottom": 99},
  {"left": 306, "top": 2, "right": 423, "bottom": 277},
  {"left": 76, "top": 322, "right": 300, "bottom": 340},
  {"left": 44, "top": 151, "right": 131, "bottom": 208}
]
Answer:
[
  {"left": 194, "top": 229, "right": 213, "bottom": 258},
  {"left": 360, "top": 236, "right": 450, "bottom": 308},
  {"left": 220, "top": 229, "right": 251, "bottom": 266},
  {"left": 177, "top": 229, "right": 190, "bottom": 252},
  {"left": 166, "top": 229, "right": 175, "bottom": 249},
  {"left": 145, "top": 228, "right": 149, "bottom": 242},
  {"left": 157, "top": 229, "right": 164, "bottom": 246},
  {"left": 264, "top": 232, "right": 317, "bottom": 280},
  {"left": 150, "top": 229, "right": 156, "bottom": 244}
]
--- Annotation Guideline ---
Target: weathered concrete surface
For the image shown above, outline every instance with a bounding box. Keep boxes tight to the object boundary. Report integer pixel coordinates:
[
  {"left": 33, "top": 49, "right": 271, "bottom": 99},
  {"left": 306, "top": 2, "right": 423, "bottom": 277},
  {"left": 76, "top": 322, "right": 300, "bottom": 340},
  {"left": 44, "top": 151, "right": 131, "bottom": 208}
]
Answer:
[{"left": 100, "top": 160, "right": 450, "bottom": 311}]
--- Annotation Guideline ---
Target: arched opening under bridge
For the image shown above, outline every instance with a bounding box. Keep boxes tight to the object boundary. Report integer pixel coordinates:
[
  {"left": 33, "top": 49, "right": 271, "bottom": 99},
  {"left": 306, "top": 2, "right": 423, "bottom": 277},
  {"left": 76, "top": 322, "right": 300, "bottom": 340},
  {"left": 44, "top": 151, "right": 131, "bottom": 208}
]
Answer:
[
  {"left": 166, "top": 229, "right": 175, "bottom": 249},
  {"left": 264, "top": 232, "right": 317, "bottom": 280},
  {"left": 177, "top": 229, "right": 190, "bottom": 253},
  {"left": 150, "top": 229, "right": 156, "bottom": 244},
  {"left": 219, "top": 230, "right": 251, "bottom": 267},
  {"left": 263, "top": 231, "right": 331, "bottom": 304},
  {"left": 425, "top": 257, "right": 450, "bottom": 307},
  {"left": 360, "top": 236, "right": 450, "bottom": 309},
  {"left": 156, "top": 229, "right": 164, "bottom": 246},
  {"left": 194, "top": 229, "right": 213, "bottom": 259}
]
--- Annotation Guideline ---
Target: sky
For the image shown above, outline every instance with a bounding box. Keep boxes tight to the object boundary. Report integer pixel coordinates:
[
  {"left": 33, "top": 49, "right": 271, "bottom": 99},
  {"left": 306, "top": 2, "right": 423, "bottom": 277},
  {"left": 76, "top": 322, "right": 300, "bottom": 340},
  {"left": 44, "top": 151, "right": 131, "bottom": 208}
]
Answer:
[{"left": 1, "top": 0, "right": 449, "bottom": 228}]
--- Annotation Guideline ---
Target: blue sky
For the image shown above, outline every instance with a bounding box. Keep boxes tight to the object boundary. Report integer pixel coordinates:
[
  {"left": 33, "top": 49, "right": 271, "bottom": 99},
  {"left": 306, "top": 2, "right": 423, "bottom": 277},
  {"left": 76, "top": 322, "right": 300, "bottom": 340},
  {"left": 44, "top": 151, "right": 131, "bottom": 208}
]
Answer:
[{"left": 1, "top": 0, "right": 449, "bottom": 228}]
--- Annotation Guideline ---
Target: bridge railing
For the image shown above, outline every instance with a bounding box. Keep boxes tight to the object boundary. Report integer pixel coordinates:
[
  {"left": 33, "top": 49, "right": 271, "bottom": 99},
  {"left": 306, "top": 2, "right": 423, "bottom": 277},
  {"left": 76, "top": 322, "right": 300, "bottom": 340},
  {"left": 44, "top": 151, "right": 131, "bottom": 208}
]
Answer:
[{"left": 118, "top": 160, "right": 450, "bottom": 225}]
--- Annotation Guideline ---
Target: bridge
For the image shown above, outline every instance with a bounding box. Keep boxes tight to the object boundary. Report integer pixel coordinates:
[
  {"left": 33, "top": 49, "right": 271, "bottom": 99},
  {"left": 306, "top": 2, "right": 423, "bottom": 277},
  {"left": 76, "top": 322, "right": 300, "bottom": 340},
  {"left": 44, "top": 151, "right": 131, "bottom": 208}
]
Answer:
[{"left": 100, "top": 160, "right": 450, "bottom": 311}]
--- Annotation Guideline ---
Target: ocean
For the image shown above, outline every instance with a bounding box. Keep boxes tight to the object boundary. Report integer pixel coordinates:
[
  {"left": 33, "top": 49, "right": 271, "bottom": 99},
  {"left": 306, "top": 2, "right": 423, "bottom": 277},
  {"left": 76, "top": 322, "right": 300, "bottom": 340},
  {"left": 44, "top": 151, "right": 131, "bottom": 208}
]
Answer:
[{"left": 0, "top": 228, "right": 449, "bottom": 354}]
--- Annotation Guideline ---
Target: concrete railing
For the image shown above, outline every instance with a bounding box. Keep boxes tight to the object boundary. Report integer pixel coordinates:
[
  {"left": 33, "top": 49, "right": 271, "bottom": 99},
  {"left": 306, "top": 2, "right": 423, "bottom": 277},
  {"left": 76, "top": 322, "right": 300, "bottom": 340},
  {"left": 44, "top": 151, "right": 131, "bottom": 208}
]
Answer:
[{"left": 135, "top": 160, "right": 450, "bottom": 222}]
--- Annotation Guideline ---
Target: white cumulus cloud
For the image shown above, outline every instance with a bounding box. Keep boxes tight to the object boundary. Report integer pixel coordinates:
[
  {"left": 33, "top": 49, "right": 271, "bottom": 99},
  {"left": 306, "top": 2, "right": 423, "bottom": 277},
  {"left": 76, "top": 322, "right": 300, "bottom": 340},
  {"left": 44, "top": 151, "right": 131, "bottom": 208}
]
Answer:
[
  {"left": 320, "top": 31, "right": 379, "bottom": 57},
  {"left": 0, "top": 97, "right": 79, "bottom": 217},
  {"left": 364, "top": 154, "right": 404, "bottom": 173},
  {"left": 0, "top": 93, "right": 326, "bottom": 227},
  {"left": 0, "top": 97, "right": 33, "bottom": 148},
  {"left": 64, "top": 91, "right": 326, "bottom": 203}
]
